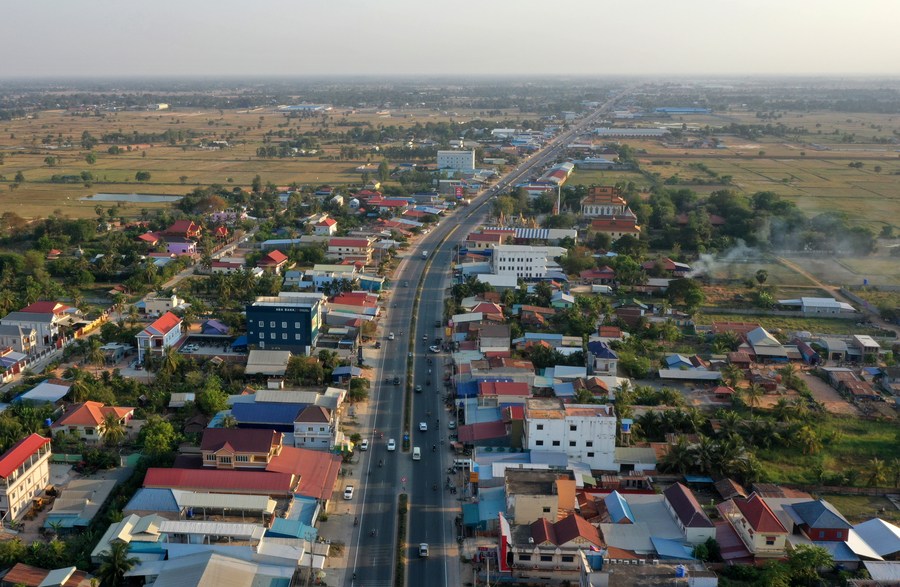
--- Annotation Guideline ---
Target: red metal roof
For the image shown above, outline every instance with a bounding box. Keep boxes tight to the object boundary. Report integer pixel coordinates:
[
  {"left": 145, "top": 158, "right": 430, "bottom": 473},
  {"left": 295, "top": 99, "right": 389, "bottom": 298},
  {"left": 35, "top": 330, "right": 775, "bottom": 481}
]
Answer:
[
  {"left": 733, "top": 493, "right": 787, "bottom": 533},
  {"left": 457, "top": 421, "right": 508, "bottom": 443},
  {"left": 316, "top": 218, "right": 337, "bottom": 226},
  {"left": 479, "top": 381, "right": 530, "bottom": 397},
  {"left": 0, "top": 434, "right": 50, "bottom": 478},
  {"left": 20, "top": 301, "right": 70, "bottom": 315},
  {"left": 266, "top": 446, "right": 342, "bottom": 501},
  {"left": 554, "top": 513, "right": 603, "bottom": 547},
  {"left": 137, "top": 232, "right": 161, "bottom": 243},
  {"left": 143, "top": 467, "right": 296, "bottom": 494},
  {"left": 590, "top": 217, "right": 640, "bottom": 232},
  {"left": 201, "top": 429, "right": 280, "bottom": 453},
  {"left": 328, "top": 238, "right": 370, "bottom": 248},
  {"left": 260, "top": 250, "right": 288, "bottom": 265}
]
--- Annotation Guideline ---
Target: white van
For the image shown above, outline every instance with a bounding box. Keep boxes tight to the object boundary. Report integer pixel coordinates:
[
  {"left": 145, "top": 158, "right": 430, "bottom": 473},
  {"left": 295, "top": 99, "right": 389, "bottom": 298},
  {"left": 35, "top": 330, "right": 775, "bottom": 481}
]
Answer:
[
  {"left": 421, "top": 250, "right": 428, "bottom": 259},
  {"left": 412, "top": 447, "right": 421, "bottom": 461}
]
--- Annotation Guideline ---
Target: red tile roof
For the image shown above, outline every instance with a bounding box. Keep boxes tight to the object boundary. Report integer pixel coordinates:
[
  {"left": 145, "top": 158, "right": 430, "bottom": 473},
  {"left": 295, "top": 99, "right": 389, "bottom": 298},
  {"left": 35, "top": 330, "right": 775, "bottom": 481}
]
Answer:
[
  {"left": 316, "top": 218, "right": 337, "bottom": 226},
  {"left": 0, "top": 434, "right": 50, "bottom": 478},
  {"left": 530, "top": 517, "right": 556, "bottom": 545},
  {"left": 733, "top": 493, "right": 787, "bottom": 533},
  {"left": 259, "top": 250, "right": 288, "bottom": 266},
  {"left": 144, "top": 468, "right": 297, "bottom": 494},
  {"left": 2, "top": 563, "right": 93, "bottom": 587},
  {"left": 502, "top": 405, "right": 525, "bottom": 421},
  {"left": 137, "top": 231, "right": 161, "bottom": 243},
  {"left": 589, "top": 217, "right": 640, "bottom": 233},
  {"left": 201, "top": 429, "right": 280, "bottom": 454},
  {"left": 52, "top": 402, "right": 133, "bottom": 428},
  {"left": 143, "top": 311, "right": 182, "bottom": 336},
  {"left": 457, "top": 421, "right": 508, "bottom": 443},
  {"left": 329, "top": 238, "right": 370, "bottom": 248},
  {"left": 554, "top": 513, "right": 603, "bottom": 547},
  {"left": 466, "top": 233, "right": 504, "bottom": 243},
  {"left": 479, "top": 381, "right": 530, "bottom": 397},
  {"left": 165, "top": 220, "right": 200, "bottom": 235}
]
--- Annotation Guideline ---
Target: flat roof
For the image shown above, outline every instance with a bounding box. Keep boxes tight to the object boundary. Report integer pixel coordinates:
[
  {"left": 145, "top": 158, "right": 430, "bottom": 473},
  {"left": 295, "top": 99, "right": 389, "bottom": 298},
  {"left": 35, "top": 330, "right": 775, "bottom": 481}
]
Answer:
[{"left": 177, "top": 493, "right": 276, "bottom": 515}]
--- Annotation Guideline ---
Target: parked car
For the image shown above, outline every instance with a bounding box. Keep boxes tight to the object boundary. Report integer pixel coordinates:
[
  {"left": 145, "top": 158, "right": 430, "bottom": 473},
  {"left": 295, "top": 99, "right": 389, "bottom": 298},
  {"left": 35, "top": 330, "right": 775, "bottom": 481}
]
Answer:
[
  {"left": 359, "top": 439, "right": 369, "bottom": 451},
  {"left": 388, "top": 332, "right": 395, "bottom": 340},
  {"left": 343, "top": 485, "right": 354, "bottom": 500}
]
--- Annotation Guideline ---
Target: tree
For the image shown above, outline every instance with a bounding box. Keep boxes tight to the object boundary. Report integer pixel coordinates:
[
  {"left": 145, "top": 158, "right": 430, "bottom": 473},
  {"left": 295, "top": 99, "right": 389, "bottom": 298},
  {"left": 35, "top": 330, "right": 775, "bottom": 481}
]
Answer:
[
  {"left": 135, "top": 171, "right": 151, "bottom": 182},
  {"left": 755, "top": 269, "right": 768, "bottom": 286},
  {"left": 96, "top": 540, "right": 139, "bottom": 586},
  {"left": 157, "top": 345, "right": 181, "bottom": 377},
  {"left": 87, "top": 337, "right": 106, "bottom": 372},
  {"left": 140, "top": 415, "right": 176, "bottom": 456},
  {"left": 796, "top": 425, "right": 822, "bottom": 455},
  {"left": 868, "top": 457, "right": 887, "bottom": 487},
  {"left": 660, "top": 436, "right": 695, "bottom": 475},
  {"left": 348, "top": 377, "right": 370, "bottom": 403},
  {"left": 102, "top": 412, "right": 126, "bottom": 447},
  {"left": 787, "top": 544, "right": 833, "bottom": 585},
  {"left": 196, "top": 376, "right": 228, "bottom": 416},
  {"left": 85, "top": 152, "right": 97, "bottom": 165},
  {"left": 378, "top": 160, "right": 390, "bottom": 183},
  {"left": 744, "top": 383, "right": 764, "bottom": 414},
  {"left": 14, "top": 170, "right": 24, "bottom": 183}
]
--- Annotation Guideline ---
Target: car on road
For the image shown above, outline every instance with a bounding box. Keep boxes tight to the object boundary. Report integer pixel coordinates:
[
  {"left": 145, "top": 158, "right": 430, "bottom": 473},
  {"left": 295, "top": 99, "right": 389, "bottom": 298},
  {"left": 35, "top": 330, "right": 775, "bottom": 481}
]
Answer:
[
  {"left": 415, "top": 385, "right": 422, "bottom": 393},
  {"left": 448, "top": 420, "right": 456, "bottom": 430},
  {"left": 434, "top": 320, "right": 441, "bottom": 327},
  {"left": 393, "top": 376, "right": 401, "bottom": 386},
  {"left": 343, "top": 485, "right": 354, "bottom": 500},
  {"left": 419, "top": 422, "right": 428, "bottom": 432},
  {"left": 359, "top": 439, "right": 369, "bottom": 451},
  {"left": 428, "top": 345, "right": 441, "bottom": 353},
  {"left": 409, "top": 352, "right": 413, "bottom": 358},
  {"left": 403, "top": 281, "right": 409, "bottom": 287},
  {"left": 387, "top": 438, "right": 396, "bottom": 451},
  {"left": 388, "top": 332, "right": 395, "bottom": 340},
  {"left": 419, "top": 543, "right": 429, "bottom": 558}
]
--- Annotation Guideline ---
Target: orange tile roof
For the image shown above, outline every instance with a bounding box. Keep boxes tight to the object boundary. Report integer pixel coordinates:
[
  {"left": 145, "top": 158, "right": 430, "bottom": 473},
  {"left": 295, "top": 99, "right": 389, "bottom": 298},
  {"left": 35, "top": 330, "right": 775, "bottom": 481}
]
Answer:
[
  {"left": 53, "top": 401, "right": 134, "bottom": 428},
  {"left": 144, "top": 311, "right": 182, "bottom": 336}
]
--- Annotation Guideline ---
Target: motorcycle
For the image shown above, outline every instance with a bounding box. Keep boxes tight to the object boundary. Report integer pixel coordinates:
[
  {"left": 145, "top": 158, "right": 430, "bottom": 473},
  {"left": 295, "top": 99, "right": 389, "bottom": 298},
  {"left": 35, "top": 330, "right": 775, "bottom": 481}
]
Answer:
[
  {"left": 379, "top": 459, "right": 384, "bottom": 468},
  {"left": 354, "top": 517, "right": 358, "bottom": 526},
  {"left": 370, "top": 529, "right": 377, "bottom": 537}
]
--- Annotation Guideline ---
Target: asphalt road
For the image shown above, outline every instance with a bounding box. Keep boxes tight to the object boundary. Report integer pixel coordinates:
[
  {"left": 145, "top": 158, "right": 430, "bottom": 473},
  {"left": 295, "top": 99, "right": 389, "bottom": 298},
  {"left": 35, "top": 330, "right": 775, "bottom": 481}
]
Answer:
[{"left": 349, "top": 92, "right": 626, "bottom": 587}]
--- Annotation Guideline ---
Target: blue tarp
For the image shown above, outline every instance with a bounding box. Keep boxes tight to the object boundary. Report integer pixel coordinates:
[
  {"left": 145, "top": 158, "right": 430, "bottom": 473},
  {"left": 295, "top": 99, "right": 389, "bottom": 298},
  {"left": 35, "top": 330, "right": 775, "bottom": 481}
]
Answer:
[
  {"left": 553, "top": 383, "right": 575, "bottom": 398},
  {"left": 286, "top": 494, "right": 319, "bottom": 525},
  {"left": 230, "top": 335, "right": 248, "bottom": 349}
]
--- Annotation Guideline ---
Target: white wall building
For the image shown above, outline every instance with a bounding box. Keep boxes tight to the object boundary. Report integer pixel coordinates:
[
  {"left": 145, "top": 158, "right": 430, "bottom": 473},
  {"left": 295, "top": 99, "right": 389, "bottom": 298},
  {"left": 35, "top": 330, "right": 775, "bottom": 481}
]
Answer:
[
  {"left": 525, "top": 399, "right": 616, "bottom": 471},
  {"left": 0, "top": 434, "right": 51, "bottom": 523},
  {"left": 437, "top": 150, "right": 475, "bottom": 172},
  {"left": 490, "top": 245, "right": 566, "bottom": 280}
]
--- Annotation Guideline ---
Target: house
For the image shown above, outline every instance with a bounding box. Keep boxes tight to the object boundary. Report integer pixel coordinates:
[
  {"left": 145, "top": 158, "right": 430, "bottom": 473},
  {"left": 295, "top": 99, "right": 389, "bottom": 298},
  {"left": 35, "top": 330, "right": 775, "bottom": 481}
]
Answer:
[
  {"left": 135, "top": 311, "right": 183, "bottom": 363},
  {"left": 140, "top": 293, "right": 186, "bottom": 317},
  {"left": 327, "top": 237, "right": 374, "bottom": 265},
  {"left": 210, "top": 260, "right": 245, "bottom": 274},
  {"left": 550, "top": 291, "right": 575, "bottom": 309},
  {"left": 367, "top": 197, "right": 409, "bottom": 214},
  {"left": 0, "top": 434, "right": 52, "bottom": 523},
  {"left": 478, "top": 381, "right": 531, "bottom": 406},
  {"left": 0, "top": 323, "right": 37, "bottom": 354},
  {"left": 662, "top": 482, "right": 716, "bottom": 544},
  {"left": 588, "top": 217, "right": 642, "bottom": 241},
  {"left": 166, "top": 239, "right": 197, "bottom": 256},
  {"left": 246, "top": 293, "right": 323, "bottom": 352},
  {"left": 162, "top": 219, "right": 202, "bottom": 239},
  {"left": 293, "top": 406, "right": 338, "bottom": 451},
  {"left": 784, "top": 499, "right": 852, "bottom": 541},
  {"left": 1, "top": 302, "right": 81, "bottom": 349},
  {"left": 213, "top": 225, "right": 229, "bottom": 240},
  {"left": 586, "top": 341, "right": 618, "bottom": 375},
  {"left": 504, "top": 469, "right": 577, "bottom": 524},
  {"left": 313, "top": 217, "right": 338, "bottom": 236},
  {"left": 506, "top": 512, "right": 603, "bottom": 573},
  {"left": 854, "top": 518, "right": 900, "bottom": 560},
  {"left": 745, "top": 326, "right": 788, "bottom": 363},
  {"left": 478, "top": 324, "right": 511, "bottom": 354},
  {"left": 718, "top": 492, "right": 789, "bottom": 558},
  {"left": 642, "top": 258, "right": 692, "bottom": 277},
  {"left": 852, "top": 334, "right": 881, "bottom": 362},
  {"left": 519, "top": 305, "right": 556, "bottom": 328},
  {"left": 257, "top": 250, "right": 289, "bottom": 274},
  {"left": 137, "top": 231, "right": 161, "bottom": 246},
  {"left": 0, "top": 563, "right": 94, "bottom": 587},
  {"left": 777, "top": 297, "right": 856, "bottom": 316},
  {"left": 51, "top": 401, "right": 135, "bottom": 445},
  {"left": 465, "top": 231, "right": 508, "bottom": 250},
  {"left": 14, "top": 379, "right": 72, "bottom": 405},
  {"left": 580, "top": 266, "right": 616, "bottom": 285},
  {"left": 524, "top": 398, "right": 616, "bottom": 471}
]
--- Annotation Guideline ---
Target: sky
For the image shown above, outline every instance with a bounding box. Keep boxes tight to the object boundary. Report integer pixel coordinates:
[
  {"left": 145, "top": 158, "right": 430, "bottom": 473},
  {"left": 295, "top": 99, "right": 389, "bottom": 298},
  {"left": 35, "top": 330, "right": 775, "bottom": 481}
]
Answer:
[{"left": 3, "top": 0, "right": 899, "bottom": 78}]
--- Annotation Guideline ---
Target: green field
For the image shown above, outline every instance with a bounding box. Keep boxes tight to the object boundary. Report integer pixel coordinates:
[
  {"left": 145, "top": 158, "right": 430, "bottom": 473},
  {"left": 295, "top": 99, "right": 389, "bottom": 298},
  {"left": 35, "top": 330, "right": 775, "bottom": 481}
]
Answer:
[
  {"left": 819, "top": 494, "right": 900, "bottom": 524},
  {"left": 567, "top": 169, "right": 654, "bottom": 189}
]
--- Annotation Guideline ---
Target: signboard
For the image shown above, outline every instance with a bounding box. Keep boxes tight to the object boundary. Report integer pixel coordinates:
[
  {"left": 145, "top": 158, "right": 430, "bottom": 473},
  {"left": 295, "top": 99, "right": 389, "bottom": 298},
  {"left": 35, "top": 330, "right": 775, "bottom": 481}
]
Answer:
[{"left": 455, "top": 186, "right": 464, "bottom": 199}]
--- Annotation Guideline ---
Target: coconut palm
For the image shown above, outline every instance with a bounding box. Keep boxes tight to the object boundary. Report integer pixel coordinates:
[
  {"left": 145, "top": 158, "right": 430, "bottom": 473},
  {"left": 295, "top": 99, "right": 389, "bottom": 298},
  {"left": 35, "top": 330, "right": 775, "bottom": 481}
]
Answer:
[
  {"left": 157, "top": 345, "right": 181, "bottom": 377},
  {"left": 868, "top": 457, "right": 887, "bottom": 487},
  {"left": 795, "top": 425, "right": 822, "bottom": 455},
  {"left": 87, "top": 337, "right": 106, "bottom": 372},
  {"left": 660, "top": 436, "right": 695, "bottom": 475},
  {"left": 102, "top": 413, "right": 126, "bottom": 448},
  {"left": 221, "top": 414, "right": 238, "bottom": 429},
  {"left": 96, "top": 541, "right": 139, "bottom": 586},
  {"left": 744, "top": 383, "right": 764, "bottom": 414},
  {"left": 67, "top": 367, "right": 93, "bottom": 403},
  {"left": 721, "top": 364, "right": 744, "bottom": 388}
]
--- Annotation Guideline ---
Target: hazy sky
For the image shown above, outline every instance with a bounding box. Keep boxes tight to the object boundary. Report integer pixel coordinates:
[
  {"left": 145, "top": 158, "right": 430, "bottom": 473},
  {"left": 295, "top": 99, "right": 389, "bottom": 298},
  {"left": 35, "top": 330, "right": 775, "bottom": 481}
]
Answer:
[{"left": 4, "top": 0, "right": 898, "bottom": 78}]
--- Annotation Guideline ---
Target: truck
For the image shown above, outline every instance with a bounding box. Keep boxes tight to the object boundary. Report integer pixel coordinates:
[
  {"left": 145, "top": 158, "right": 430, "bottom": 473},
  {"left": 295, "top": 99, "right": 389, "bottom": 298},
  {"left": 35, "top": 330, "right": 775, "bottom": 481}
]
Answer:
[{"left": 421, "top": 250, "right": 428, "bottom": 259}]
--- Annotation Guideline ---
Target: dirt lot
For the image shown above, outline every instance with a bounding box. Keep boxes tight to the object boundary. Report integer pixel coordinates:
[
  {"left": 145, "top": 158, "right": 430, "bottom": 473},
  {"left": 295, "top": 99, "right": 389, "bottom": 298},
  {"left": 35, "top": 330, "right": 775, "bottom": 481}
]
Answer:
[{"left": 799, "top": 372, "right": 862, "bottom": 417}]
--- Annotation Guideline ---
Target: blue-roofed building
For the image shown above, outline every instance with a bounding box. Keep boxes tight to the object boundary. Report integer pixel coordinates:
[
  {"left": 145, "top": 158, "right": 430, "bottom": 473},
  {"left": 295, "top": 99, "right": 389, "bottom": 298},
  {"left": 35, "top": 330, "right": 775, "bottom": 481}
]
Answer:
[
  {"left": 651, "top": 536, "right": 697, "bottom": 560},
  {"left": 285, "top": 494, "right": 320, "bottom": 526},
  {"left": 266, "top": 518, "right": 317, "bottom": 541},
  {"left": 603, "top": 491, "right": 636, "bottom": 524},
  {"left": 665, "top": 354, "right": 695, "bottom": 369},
  {"left": 231, "top": 402, "right": 307, "bottom": 433},
  {"left": 587, "top": 341, "right": 618, "bottom": 375},
  {"left": 331, "top": 365, "right": 362, "bottom": 383},
  {"left": 553, "top": 382, "right": 575, "bottom": 398},
  {"left": 462, "top": 486, "right": 506, "bottom": 532}
]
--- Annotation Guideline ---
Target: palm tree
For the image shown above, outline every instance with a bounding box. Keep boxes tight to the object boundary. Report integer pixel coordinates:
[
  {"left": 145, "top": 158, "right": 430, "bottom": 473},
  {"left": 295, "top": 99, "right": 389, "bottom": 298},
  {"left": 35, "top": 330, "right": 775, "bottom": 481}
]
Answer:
[
  {"left": 891, "top": 458, "right": 900, "bottom": 489},
  {"left": 158, "top": 345, "right": 181, "bottom": 377},
  {"left": 694, "top": 435, "right": 717, "bottom": 475},
  {"left": 660, "top": 436, "right": 695, "bottom": 475},
  {"left": 96, "top": 541, "right": 139, "bottom": 586},
  {"left": 721, "top": 364, "right": 744, "bottom": 388},
  {"left": 868, "top": 457, "right": 887, "bottom": 487},
  {"left": 221, "top": 414, "right": 238, "bottom": 429},
  {"left": 102, "top": 413, "right": 126, "bottom": 448},
  {"left": 87, "top": 338, "right": 106, "bottom": 372},
  {"left": 127, "top": 305, "right": 140, "bottom": 328},
  {"left": 744, "top": 383, "right": 764, "bottom": 414},
  {"left": 796, "top": 425, "right": 822, "bottom": 455},
  {"left": 67, "top": 368, "right": 92, "bottom": 403}
]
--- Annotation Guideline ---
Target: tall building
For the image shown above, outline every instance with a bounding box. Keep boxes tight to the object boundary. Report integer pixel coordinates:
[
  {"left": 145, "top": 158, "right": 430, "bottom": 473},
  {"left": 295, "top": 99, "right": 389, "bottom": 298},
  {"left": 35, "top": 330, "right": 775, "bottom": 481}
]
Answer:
[
  {"left": 525, "top": 398, "right": 616, "bottom": 471},
  {"left": 489, "top": 244, "right": 566, "bottom": 280},
  {"left": 0, "top": 434, "right": 51, "bottom": 522},
  {"left": 246, "top": 293, "right": 323, "bottom": 353},
  {"left": 437, "top": 150, "right": 475, "bottom": 172}
]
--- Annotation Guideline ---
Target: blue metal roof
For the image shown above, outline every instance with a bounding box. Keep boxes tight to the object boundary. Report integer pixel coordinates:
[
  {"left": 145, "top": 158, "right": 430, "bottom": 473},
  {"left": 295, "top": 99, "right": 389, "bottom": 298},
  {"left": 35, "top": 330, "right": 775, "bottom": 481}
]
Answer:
[
  {"left": 231, "top": 402, "right": 306, "bottom": 425},
  {"left": 230, "top": 335, "right": 248, "bottom": 348},
  {"left": 554, "top": 382, "right": 575, "bottom": 397},
  {"left": 651, "top": 537, "right": 696, "bottom": 560},
  {"left": 125, "top": 488, "right": 180, "bottom": 513},
  {"left": 286, "top": 494, "right": 319, "bottom": 525},
  {"left": 587, "top": 341, "right": 617, "bottom": 359},
  {"left": 605, "top": 491, "right": 636, "bottom": 524},
  {"left": 267, "top": 518, "right": 318, "bottom": 541}
]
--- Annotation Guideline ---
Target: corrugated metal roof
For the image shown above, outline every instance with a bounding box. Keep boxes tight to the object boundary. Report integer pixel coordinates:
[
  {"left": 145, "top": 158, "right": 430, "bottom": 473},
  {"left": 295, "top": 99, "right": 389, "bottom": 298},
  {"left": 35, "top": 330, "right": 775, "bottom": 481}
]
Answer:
[
  {"left": 158, "top": 520, "right": 266, "bottom": 541},
  {"left": 179, "top": 493, "right": 276, "bottom": 514}
]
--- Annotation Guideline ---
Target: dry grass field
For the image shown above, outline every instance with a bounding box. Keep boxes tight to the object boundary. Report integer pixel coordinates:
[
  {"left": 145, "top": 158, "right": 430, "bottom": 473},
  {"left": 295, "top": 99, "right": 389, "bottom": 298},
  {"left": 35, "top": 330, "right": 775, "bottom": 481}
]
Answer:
[{"left": 0, "top": 106, "right": 529, "bottom": 219}]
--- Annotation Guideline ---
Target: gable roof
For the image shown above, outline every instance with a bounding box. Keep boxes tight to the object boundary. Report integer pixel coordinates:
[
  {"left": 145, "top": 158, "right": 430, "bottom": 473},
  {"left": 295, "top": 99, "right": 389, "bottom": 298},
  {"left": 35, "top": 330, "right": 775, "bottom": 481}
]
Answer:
[
  {"left": 787, "top": 499, "right": 851, "bottom": 530},
  {"left": 200, "top": 429, "right": 280, "bottom": 454},
  {"left": 733, "top": 493, "right": 787, "bottom": 533},
  {"left": 0, "top": 433, "right": 50, "bottom": 478},
  {"left": 328, "top": 237, "right": 370, "bottom": 248},
  {"left": 53, "top": 402, "right": 133, "bottom": 428},
  {"left": 259, "top": 250, "right": 288, "bottom": 265},
  {"left": 295, "top": 405, "right": 331, "bottom": 423},
  {"left": 231, "top": 402, "right": 306, "bottom": 425},
  {"left": 140, "top": 311, "right": 182, "bottom": 337},
  {"left": 20, "top": 301, "right": 71, "bottom": 315},
  {"left": 604, "top": 490, "right": 636, "bottom": 524},
  {"left": 747, "top": 326, "right": 781, "bottom": 347},
  {"left": 587, "top": 340, "right": 617, "bottom": 359},
  {"left": 663, "top": 482, "right": 714, "bottom": 528},
  {"left": 530, "top": 517, "right": 557, "bottom": 546},
  {"left": 165, "top": 219, "right": 199, "bottom": 234},
  {"left": 553, "top": 513, "right": 603, "bottom": 547},
  {"left": 854, "top": 518, "right": 900, "bottom": 557},
  {"left": 143, "top": 468, "right": 296, "bottom": 494}
]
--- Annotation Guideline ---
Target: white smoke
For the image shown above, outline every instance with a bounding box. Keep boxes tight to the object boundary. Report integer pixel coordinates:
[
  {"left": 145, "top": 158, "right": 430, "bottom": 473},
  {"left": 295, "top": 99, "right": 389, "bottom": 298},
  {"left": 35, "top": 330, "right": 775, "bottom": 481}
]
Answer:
[{"left": 687, "top": 240, "right": 761, "bottom": 278}]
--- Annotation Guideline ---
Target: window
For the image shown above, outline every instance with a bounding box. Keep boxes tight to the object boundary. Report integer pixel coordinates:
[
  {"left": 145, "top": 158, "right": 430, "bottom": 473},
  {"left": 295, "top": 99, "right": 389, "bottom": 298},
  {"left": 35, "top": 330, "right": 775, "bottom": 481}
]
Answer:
[
  {"left": 205, "top": 454, "right": 215, "bottom": 462},
  {"left": 295, "top": 322, "right": 301, "bottom": 328},
  {"left": 219, "top": 456, "right": 232, "bottom": 464},
  {"left": 561, "top": 555, "right": 574, "bottom": 563},
  {"left": 270, "top": 321, "right": 275, "bottom": 328},
  {"left": 586, "top": 441, "right": 593, "bottom": 447},
  {"left": 282, "top": 333, "right": 287, "bottom": 339},
  {"left": 258, "top": 321, "right": 264, "bottom": 327},
  {"left": 587, "top": 452, "right": 595, "bottom": 458},
  {"left": 270, "top": 332, "right": 276, "bottom": 339},
  {"left": 295, "top": 334, "right": 301, "bottom": 340},
  {"left": 85, "top": 428, "right": 95, "bottom": 436},
  {"left": 569, "top": 441, "right": 576, "bottom": 447},
  {"left": 570, "top": 425, "right": 577, "bottom": 432},
  {"left": 282, "top": 321, "right": 287, "bottom": 328},
  {"left": 818, "top": 531, "right": 825, "bottom": 539},
  {"left": 552, "top": 440, "right": 560, "bottom": 447},
  {"left": 320, "top": 427, "right": 326, "bottom": 432},
  {"left": 765, "top": 536, "right": 776, "bottom": 546},
  {"left": 536, "top": 424, "right": 544, "bottom": 431},
  {"left": 540, "top": 555, "right": 553, "bottom": 562},
  {"left": 836, "top": 531, "right": 842, "bottom": 539},
  {"left": 235, "top": 455, "right": 249, "bottom": 463},
  {"left": 519, "top": 554, "right": 532, "bottom": 562},
  {"left": 535, "top": 440, "right": 544, "bottom": 446},
  {"left": 542, "top": 506, "right": 551, "bottom": 513}
]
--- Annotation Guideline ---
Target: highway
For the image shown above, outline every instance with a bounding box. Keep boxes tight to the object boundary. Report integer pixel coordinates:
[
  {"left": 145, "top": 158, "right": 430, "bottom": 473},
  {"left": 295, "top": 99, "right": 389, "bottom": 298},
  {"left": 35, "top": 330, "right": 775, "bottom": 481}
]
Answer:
[{"left": 348, "top": 91, "right": 625, "bottom": 587}]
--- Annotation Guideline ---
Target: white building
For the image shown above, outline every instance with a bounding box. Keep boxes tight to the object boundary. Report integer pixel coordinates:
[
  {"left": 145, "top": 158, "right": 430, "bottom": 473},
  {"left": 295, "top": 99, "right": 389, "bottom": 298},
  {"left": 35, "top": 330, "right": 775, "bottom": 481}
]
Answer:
[
  {"left": 524, "top": 398, "right": 616, "bottom": 471},
  {"left": 490, "top": 244, "right": 566, "bottom": 280},
  {"left": 135, "top": 312, "right": 183, "bottom": 363},
  {"left": 0, "top": 434, "right": 51, "bottom": 523},
  {"left": 141, "top": 293, "right": 186, "bottom": 317},
  {"left": 437, "top": 150, "right": 475, "bottom": 172}
]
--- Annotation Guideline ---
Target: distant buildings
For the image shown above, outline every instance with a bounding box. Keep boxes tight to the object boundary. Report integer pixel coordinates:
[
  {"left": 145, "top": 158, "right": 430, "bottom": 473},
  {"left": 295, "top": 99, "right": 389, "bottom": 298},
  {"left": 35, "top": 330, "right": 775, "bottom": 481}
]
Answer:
[
  {"left": 437, "top": 150, "right": 475, "bottom": 173},
  {"left": 490, "top": 244, "right": 566, "bottom": 280}
]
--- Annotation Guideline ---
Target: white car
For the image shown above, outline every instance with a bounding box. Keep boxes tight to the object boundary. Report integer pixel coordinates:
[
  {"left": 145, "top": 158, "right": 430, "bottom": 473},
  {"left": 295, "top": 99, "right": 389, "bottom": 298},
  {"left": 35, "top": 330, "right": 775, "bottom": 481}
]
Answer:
[
  {"left": 448, "top": 421, "right": 456, "bottom": 430},
  {"left": 419, "top": 543, "right": 429, "bottom": 558},
  {"left": 388, "top": 332, "right": 395, "bottom": 340},
  {"left": 359, "top": 439, "right": 369, "bottom": 451},
  {"left": 387, "top": 438, "right": 396, "bottom": 451},
  {"left": 428, "top": 345, "right": 441, "bottom": 354},
  {"left": 419, "top": 422, "right": 428, "bottom": 432},
  {"left": 343, "top": 485, "right": 354, "bottom": 500}
]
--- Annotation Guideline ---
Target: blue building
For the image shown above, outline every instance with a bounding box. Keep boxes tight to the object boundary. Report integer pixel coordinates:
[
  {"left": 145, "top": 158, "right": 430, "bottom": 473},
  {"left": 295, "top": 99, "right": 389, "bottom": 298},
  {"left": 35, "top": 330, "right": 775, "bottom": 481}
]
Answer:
[{"left": 246, "top": 293, "right": 323, "bottom": 353}]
